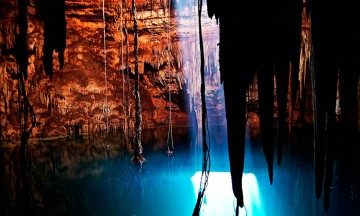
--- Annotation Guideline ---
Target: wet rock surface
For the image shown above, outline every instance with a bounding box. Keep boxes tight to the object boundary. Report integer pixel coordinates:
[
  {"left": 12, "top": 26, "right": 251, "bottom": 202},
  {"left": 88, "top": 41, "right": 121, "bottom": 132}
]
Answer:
[{"left": 0, "top": 0, "right": 222, "bottom": 138}]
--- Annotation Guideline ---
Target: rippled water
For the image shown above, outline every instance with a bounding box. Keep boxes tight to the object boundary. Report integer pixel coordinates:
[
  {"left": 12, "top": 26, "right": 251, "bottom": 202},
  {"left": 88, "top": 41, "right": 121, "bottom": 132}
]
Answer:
[{"left": 0, "top": 125, "right": 359, "bottom": 216}]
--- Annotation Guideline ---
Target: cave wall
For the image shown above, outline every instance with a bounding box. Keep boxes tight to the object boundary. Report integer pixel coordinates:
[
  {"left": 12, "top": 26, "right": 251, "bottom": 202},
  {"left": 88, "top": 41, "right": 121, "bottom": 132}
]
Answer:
[{"left": 0, "top": 0, "right": 222, "bottom": 138}]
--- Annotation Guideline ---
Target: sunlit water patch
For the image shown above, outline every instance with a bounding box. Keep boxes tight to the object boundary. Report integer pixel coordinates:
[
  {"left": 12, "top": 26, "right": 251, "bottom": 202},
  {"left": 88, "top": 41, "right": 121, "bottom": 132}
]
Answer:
[{"left": 191, "top": 172, "right": 263, "bottom": 216}]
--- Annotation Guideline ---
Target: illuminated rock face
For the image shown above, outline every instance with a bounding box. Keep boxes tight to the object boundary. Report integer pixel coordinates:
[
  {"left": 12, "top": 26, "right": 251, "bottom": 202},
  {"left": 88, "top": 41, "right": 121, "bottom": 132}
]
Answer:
[{"left": 0, "top": 0, "right": 222, "bottom": 138}]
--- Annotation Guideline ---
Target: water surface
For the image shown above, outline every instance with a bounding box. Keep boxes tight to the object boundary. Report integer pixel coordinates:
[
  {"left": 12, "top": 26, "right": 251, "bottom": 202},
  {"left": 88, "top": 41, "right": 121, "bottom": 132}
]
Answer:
[{"left": 0, "top": 125, "right": 359, "bottom": 216}]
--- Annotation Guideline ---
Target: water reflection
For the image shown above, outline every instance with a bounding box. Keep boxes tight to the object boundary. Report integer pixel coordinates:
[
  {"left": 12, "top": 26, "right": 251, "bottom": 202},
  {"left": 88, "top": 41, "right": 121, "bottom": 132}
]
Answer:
[{"left": 0, "top": 125, "right": 359, "bottom": 216}]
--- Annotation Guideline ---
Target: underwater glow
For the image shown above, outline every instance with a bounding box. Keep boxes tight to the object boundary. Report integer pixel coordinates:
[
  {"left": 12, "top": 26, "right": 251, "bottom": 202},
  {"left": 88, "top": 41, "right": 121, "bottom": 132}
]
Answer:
[{"left": 191, "top": 172, "right": 264, "bottom": 216}]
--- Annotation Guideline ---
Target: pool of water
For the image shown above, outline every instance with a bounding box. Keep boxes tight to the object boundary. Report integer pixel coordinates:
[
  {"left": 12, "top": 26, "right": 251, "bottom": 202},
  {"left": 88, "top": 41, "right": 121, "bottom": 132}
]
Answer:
[{"left": 0, "top": 125, "right": 359, "bottom": 216}]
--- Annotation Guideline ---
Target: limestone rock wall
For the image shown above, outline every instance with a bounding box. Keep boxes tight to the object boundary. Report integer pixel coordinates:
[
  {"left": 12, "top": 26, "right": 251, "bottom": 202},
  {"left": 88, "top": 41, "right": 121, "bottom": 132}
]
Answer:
[{"left": 0, "top": 0, "right": 222, "bottom": 138}]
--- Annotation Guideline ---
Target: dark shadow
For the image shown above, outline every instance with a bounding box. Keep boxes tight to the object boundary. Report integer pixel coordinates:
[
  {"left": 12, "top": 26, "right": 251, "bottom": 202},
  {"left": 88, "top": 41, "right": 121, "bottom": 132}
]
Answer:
[{"left": 308, "top": 0, "right": 359, "bottom": 210}]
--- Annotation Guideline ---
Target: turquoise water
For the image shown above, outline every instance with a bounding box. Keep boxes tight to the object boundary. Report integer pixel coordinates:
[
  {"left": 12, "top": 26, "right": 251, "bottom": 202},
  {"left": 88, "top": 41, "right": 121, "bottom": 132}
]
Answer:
[{"left": 0, "top": 125, "right": 359, "bottom": 216}]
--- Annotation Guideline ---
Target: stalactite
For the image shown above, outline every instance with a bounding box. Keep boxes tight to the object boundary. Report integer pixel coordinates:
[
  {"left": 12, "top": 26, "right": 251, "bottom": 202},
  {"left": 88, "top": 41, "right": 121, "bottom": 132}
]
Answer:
[
  {"left": 290, "top": 0, "right": 304, "bottom": 109},
  {"left": 309, "top": 1, "right": 340, "bottom": 210},
  {"left": 206, "top": 0, "right": 221, "bottom": 22},
  {"left": 297, "top": 9, "right": 311, "bottom": 120},
  {"left": 120, "top": 0, "right": 125, "bottom": 133},
  {"left": 102, "top": 0, "right": 109, "bottom": 136},
  {"left": 16, "top": 0, "right": 29, "bottom": 80},
  {"left": 274, "top": 57, "right": 291, "bottom": 166},
  {"left": 288, "top": 61, "right": 293, "bottom": 132},
  {"left": 310, "top": 29, "right": 323, "bottom": 200},
  {"left": 39, "top": 0, "right": 66, "bottom": 78},
  {"left": 257, "top": 60, "right": 274, "bottom": 185},
  {"left": 299, "top": 7, "right": 311, "bottom": 102},
  {"left": 131, "top": 0, "right": 145, "bottom": 164},
  {"left": 122, "top": 22, "right": 131, "bottom": 147},
  {"left": 212, "top": 5, "right": 249, "bottom": 213}
]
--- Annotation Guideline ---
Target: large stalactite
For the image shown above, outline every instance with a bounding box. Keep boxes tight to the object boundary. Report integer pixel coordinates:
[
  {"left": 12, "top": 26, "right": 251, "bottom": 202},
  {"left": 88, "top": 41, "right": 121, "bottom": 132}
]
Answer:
[
  {"left": 215, "top": 4, "right": 254, "bottom": 210},
  {"left": 308, "top": 0, "right": 360, "bottom": 210},
  {"left": 207, "top": 0, "right": 304, "bottom": 210},
  {"left": 38, "top": 0, "right": 66, "bottom": 78}
]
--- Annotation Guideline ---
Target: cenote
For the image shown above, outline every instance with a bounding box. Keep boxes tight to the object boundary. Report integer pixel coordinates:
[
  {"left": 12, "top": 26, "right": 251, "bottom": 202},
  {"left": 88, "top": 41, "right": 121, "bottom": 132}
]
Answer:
[
  {"left": 1, "top": 0, "right": 359, "bottom": 215},
  {"left": 0, "top": 124, "right": 359, "bottom": 216}
]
